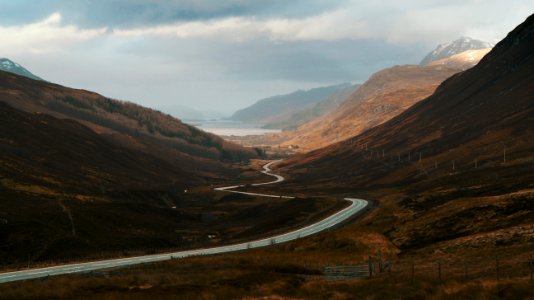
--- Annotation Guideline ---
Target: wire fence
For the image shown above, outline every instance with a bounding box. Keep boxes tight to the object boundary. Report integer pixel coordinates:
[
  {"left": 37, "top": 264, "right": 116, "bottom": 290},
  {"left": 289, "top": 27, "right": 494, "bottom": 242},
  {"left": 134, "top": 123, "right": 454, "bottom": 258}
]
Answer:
[{"left": 323, "top": 252, "right": 534, "bottom": 282}]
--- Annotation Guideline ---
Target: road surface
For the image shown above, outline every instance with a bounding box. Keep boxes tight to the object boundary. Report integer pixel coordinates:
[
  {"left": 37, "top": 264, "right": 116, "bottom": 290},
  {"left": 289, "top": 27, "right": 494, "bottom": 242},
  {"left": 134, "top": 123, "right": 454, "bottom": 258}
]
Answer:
[{"left": 0, "top": 160, "right": 368, "bottom": 284}]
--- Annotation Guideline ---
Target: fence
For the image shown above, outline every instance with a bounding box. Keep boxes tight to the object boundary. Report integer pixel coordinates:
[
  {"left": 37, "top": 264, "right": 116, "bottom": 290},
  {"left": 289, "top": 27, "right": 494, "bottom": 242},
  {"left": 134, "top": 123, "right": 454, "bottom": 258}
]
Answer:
[{"left": 323, "top": 252, "right": 534, "bottom": 282}]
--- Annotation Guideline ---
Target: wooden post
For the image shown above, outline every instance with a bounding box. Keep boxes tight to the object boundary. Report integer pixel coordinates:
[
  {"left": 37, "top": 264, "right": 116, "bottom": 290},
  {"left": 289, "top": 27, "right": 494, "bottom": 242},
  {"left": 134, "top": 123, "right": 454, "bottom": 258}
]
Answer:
[
  {"left": 435, "top": 160, "right": 437, "bottom": 169},
  {"left": 529, "top": 258, "right": 532, "bottom": 282},
  {"left": 378, "top": 251, "right": 383, "bottom": 272},
  {"left": 438, "top": 261, "right": 442, "bottom": 281},
  {"left": 475, "top": 158, "right": 478, "bottom": 168},
  {"left": 503, "top": 148, "right": 506, "bottom": 164},
  {"left": 382, "top": 150, "right": 385, "bottom": 158},
  {"left": 368, "top": 256, "right": 374, "bottom": 278},
  {"left": 496, "top": 256, "right": 500, "bottom": 281},
  {"left": 408, "top": 152, "right": 411, "bottom": 161},
  {"left": 419, "top": 152, "right": 422, "bottom": 162},
  {"left": 464, "top": 263, "right": 468, "bottom": 280},
  {"left": 398, "top": 154, "right": 401, "bottom": 162},
  {"left": 452, "top": 160, "right": 455, "bottom": 170},
  {"left": 411, "top": 262, "right": 415, "bottom": 283}
]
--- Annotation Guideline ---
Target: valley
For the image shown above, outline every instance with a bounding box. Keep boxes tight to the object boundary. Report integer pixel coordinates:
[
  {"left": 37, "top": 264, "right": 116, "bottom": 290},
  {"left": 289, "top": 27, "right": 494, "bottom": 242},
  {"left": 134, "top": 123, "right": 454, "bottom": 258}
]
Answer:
[{"left": 0, "top": 4, "right": 532, "bottom": 300}]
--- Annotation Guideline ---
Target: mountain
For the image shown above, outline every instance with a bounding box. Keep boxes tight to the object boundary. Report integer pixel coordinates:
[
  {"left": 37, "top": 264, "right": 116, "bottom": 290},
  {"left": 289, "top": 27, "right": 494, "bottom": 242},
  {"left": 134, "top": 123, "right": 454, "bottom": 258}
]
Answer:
[
  {"left": 265, "top": 84, "right": 360, "bottom": 130},
  {"left": 420, "top": 37, "right": 493, "bottom": 65},
  {"left": 230, "top": 83, "right": 355, "bottom": 128},
  {"left": 0, "top": 70, "right": 258, "bottom": 163},
  {"left": 0, "top": 70, "right": 263, "bottom": 265},
  {"left": 281, "top": 14, "right": 534, "bottom": 252},
  {"left": 276, "top": 49, "right": 488, "bottom": 151},
  {"left": 0, "top": 58, "right": 43, "bottom": 81}
]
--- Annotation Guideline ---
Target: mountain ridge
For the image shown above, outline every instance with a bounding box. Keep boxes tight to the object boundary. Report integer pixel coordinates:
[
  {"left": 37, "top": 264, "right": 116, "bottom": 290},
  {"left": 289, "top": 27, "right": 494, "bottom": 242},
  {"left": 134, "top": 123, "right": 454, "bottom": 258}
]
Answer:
[
  {"left": 0, "top": 58, "right": 43, "bottom": 81},
  {"left": 420, "top": 37, "right": 493, "bottom": 65},
  {"left": 230, "top": 83, "right": 356, "bottom": 128}
]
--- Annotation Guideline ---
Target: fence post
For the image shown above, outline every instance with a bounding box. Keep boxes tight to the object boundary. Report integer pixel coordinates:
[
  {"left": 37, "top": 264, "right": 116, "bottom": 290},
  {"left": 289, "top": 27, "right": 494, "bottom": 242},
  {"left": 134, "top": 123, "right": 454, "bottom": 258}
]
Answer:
[
  {"left": 411, "top": 261, "right": 415, "bottom": 283},
  {"left": 377, "top": 251, "right": 383, "bottom": 272},
  {"left": 496, "top": 255, "right": 500, "bottom": 281},
  {"left": 368, "top": 256, "right": 374, "bottom": 278},
  {"left": 529, "top": 257, "right": 533, "bottom": 282}
]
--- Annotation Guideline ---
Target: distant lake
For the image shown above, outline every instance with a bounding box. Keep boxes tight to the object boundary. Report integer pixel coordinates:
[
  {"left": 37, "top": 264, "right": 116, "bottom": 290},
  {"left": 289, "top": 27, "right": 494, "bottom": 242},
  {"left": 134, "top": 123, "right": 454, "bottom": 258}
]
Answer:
[{"left": 192, "top": 120, "right": 281, "bottom": 136}]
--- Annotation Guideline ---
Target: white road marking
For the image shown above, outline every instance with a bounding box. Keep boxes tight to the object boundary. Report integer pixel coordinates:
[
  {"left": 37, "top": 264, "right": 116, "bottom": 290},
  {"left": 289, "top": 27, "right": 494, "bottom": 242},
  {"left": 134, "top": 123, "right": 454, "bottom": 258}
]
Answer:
[{"left": 0, "top": 160, "right": 368, "bottom": 284}]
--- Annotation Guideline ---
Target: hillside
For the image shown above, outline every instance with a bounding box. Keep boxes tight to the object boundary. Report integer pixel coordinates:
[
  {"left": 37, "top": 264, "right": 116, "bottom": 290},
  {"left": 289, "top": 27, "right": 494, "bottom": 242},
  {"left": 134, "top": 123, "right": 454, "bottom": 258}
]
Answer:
[
  {"left": 420, "top": 37, "right": 493, "bottom": 65},
  {"left": 0, "top": 70, "right": 258, "bottom": 163},
  {"left": 277, "top": 50, "right": 487, "bottom": 151},
  {"left": 268, "top": 83, "right": 360, "bottom": 130},
  {"left": 230, "top": 83, "right": 355, "bottom": 128},
  {"left": 280, "top": 14, "right": 534, "bottom": 254},
  {"left": 0, "top": 71, "right": 271, "bottom": 266}
]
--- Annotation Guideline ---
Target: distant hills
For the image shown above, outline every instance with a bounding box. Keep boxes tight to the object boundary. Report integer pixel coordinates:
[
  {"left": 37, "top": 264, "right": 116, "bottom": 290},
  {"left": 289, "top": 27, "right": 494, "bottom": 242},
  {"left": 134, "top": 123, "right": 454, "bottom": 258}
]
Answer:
[
  {"left": 230, "top": 83, "right": 358, "bottom": 129},
  {"left": 420, "top": 37, "right": 493, "bottom": 65},
  {"left": 0, "top": 58, "right": 43, "bottom": 81},
  {"left": 274, "top": 47, "right": 490, "bottom": 151}
]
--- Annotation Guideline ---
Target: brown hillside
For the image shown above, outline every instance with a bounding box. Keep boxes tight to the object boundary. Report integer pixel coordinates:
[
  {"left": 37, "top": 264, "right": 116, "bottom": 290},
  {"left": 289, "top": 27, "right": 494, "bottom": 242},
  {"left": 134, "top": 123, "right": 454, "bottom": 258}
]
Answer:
[
  {"left": 279, "top": 52, "right": 488, "bottom": 152},
  {"left": 0, "top": 71, "right": 259, "bottom": 163},
  {"left": 279, "top": 14, "right": 534, "bottom": 253}
]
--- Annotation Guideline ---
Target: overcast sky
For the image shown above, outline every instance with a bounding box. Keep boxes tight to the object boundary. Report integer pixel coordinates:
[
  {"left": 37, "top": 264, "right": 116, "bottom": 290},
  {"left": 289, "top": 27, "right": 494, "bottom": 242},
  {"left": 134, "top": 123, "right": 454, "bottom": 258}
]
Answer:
[{"left": 0, "top": 1, "right": 532, "bottom": 116}]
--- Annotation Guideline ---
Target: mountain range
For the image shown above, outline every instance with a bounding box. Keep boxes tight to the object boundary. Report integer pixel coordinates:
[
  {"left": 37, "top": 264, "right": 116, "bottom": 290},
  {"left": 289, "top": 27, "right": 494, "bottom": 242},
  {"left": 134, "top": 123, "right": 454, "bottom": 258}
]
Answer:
[
  {"left": 280, "top": 13, "right": 533, "bottom": 252},
  {"left": 230, "top": 83, "right": 358, "bottom": 130}
]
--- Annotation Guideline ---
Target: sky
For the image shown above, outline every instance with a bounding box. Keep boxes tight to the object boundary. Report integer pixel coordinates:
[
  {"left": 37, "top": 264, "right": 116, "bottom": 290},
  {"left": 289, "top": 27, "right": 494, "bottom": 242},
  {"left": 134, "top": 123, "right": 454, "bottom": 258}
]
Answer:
[{"left": 0, "top": 1, "right": 532, "bottom": 117}]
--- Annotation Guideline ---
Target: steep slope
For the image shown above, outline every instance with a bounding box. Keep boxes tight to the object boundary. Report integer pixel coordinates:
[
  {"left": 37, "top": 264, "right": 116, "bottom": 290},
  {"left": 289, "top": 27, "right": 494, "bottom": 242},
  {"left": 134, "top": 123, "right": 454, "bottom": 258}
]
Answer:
[
  {"left": 0, "top": 58, "right": 43, "bottom": 81},
  {"left": 0, "top": 70, "right": 258, "bottom": 163},
  {"left": 420, "top": 37, "right": 493, "bottom": 65},
  {"left": 269, "top": 84, "right": 360, "bottom": 130},
  {"left": 283, "top": 15, "right": 533, "bottom": 189},
  {"left": 280, "top": 14, "right": 534, "bottom": 253},
  {"left": 230, "top": 83, "right": 354, "bottom": 127},
  {"left": 279, "top": 51, "right": 486, "bottom": 151}
]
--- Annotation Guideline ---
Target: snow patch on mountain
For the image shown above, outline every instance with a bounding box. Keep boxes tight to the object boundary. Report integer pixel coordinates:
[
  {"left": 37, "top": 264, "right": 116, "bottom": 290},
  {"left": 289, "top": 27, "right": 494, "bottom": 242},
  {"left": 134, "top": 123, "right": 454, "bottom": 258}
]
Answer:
[
  {"left": 0, "top": 58, "right": 43, "bottom": 81},
  {"left": 420, "top": 37, "right": 494, "bottom": 65}
]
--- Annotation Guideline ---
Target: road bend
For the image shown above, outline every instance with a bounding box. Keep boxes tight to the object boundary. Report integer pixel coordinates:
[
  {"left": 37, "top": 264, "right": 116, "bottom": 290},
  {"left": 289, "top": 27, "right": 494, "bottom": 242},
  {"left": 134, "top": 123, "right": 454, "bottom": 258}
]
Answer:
[{"left": 0, "top": 160, "right": 368, "bottom": 284}]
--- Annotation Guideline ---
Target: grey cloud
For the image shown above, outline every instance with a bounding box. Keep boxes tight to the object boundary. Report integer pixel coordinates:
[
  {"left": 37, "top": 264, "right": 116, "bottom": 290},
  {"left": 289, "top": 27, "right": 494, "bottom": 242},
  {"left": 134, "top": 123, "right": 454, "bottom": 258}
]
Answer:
[{"left": 0, "top": 0, "right": 343, "bottom": 28}]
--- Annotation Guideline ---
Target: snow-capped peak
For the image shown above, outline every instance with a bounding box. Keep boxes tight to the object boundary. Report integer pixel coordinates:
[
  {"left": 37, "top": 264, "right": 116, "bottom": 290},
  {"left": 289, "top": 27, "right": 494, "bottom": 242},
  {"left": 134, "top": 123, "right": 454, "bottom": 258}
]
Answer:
[
  {"left": 0, "top": 58, "right": 43, "bottom": 81},
  {"left": 420, "top": 37, "right": 494, "bottom": 65}
]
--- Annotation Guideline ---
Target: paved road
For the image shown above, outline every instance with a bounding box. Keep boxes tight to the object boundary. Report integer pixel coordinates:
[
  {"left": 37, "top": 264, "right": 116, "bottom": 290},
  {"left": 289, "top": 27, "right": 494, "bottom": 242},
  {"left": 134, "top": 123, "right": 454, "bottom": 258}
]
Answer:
[{"left": 0, "top": 160, "right": 368, "bottom": 284}]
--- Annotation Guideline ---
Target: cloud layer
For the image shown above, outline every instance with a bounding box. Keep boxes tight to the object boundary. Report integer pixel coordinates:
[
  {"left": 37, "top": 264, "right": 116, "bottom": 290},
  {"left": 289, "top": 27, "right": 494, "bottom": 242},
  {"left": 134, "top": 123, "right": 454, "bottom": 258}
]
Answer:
[{"left": 0, "top": 1, "right": 532, "bottom": 114}]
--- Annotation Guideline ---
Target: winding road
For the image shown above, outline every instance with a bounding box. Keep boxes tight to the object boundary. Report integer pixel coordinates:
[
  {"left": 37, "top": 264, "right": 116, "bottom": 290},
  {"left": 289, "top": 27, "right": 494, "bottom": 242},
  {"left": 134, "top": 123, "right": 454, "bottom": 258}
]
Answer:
[{"left": 0, "top": 160, "right": 368, "bottom": 284}]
